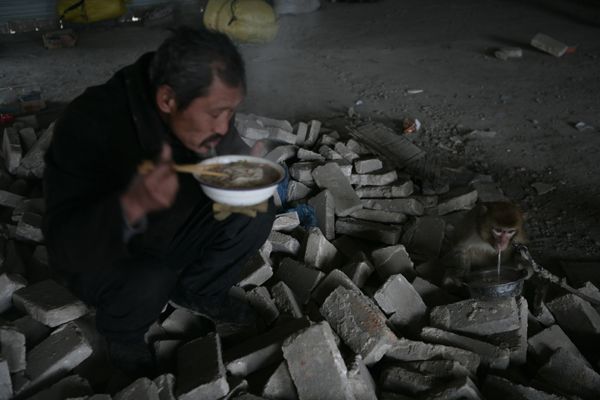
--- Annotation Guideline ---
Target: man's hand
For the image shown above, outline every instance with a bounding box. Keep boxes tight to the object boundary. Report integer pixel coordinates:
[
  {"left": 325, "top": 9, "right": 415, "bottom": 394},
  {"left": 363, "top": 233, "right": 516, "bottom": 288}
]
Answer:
[{"left": 120, "top": 144, "right": 179, "bottom": 225}]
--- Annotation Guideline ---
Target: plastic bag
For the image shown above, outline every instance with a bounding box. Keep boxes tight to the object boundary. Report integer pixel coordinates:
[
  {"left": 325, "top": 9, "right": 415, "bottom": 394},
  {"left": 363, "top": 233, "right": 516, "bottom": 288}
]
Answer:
[
  {"left": 273, "top": 0, "right": 320, "bottom": 15},
  {"left": 203, "top": 0, "right": 278, "bottom": 43},
  {"left": 58, "top": 0, "right": 127, "bottom": 23}
]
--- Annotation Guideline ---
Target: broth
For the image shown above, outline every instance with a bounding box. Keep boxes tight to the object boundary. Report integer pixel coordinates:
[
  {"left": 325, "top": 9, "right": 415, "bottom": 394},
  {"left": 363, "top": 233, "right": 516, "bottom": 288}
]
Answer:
[{"left": 200, "top": 160, "right": 281, "bottom": 189}]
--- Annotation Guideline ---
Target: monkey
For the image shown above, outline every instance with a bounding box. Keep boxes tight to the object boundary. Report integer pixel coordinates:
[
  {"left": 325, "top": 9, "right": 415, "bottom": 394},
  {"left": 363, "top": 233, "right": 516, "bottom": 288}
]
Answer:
[{"left": 441, "top": 201, "right": 530, "bottom": 288}]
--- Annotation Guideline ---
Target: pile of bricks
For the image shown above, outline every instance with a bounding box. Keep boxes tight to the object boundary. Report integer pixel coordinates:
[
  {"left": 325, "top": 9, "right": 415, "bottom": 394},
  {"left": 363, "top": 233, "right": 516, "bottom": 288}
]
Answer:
[{"left": 1, "top": 114, "right": 600, "bottom": 399}]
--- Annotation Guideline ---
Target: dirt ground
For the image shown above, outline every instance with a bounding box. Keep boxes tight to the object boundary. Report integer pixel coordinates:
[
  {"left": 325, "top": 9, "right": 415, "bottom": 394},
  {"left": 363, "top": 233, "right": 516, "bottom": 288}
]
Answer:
[{"left": 1, "top": 0, "right": 599, "bottom": 266}]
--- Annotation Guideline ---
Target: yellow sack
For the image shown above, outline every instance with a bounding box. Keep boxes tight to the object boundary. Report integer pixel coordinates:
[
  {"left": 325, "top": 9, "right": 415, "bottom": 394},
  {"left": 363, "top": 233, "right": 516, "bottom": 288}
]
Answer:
[
  {"left": 204, "top": 0, "right": 278, "bottom": 44},
  {"left": 58, "top": 0, "right": 126, "bottom": 24}
]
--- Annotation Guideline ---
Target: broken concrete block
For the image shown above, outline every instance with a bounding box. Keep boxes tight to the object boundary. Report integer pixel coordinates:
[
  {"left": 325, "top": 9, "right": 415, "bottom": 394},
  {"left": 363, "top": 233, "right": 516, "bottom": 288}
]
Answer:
[
  {"left": 238, "top": 250, "right": 273, "bottom": 288},
  {"left": 375, "top": 274, "right": 426, "bottom": 321},
  {"left": 0, "top": 273, "right": 27, "bottom": 313},
  {"left": 176, "top": 333, "right": 229, "bottom": 399},
  {"left": 282, "top": 321, "right": 355, "bottom": 400},
  {"left": 270, "top": 281, "right": 303, "bottom": 318},
  {"left": 268, "top": 128, "right": 297, "bottom": 145},
  {"left": 305, "top": 120, "right": 322, "bottom": 146},
  {"left": 420, "top": 327, "right": 510, "bottom": 369},
  {"left": 28, "top": 374, "right": 92, "bottom": 400},
  {"left": 114, "top": 377, "right": 159, "bottom": 400},
  {"left": 484, "top": 296, "right": 528, "bottom": 365},
  {"left": 304, "top": 227, "right": 341, "bottom": 271},
  {"left": 334, "top": 142, "right": 360, "bottom": 162},
  {"left": 26, "top": 323, "right": 93, "bottom": 386},
  {"left": 224, "top": 318, "right": 310, "bottom": 377},
  {"left": 370, "top": 245, "right": 414, "bottom": 280},
  {"left": 276, "top": 258, "right": 325, "bottom": 305},
  {"left": 320, "top": 133, "right": 339, "bottom": 146},
  {"left": 289, "top": 162, "right": 316, "bottom": 183},
  {"left": 154, "top": 373, "right": 176, "bottom": 400},
  {"left": 295, "top": 122, "right": 309, "bottom": 145},
  {"left": 2, "top": 127, "right": 22, "bottom": 174},
  {"left": 547, "top": 293, "right": 600, "bottom": 334},
  {"left": 347, "top": 355, "right": 377, "bottom": 400},
  {"left": 483, "top": 375, "right": 567, "bottom": 400},
  {"left": 247, "top": 286, "right": 280, "bottom": 326},
  {"left": 273, "top": 211, "right": 301, "bottom": 232},
  {"left": 0, "top": 190, "right": 23, "bottom": 208},
  {"left": 380, "top": 365, "right": 438, "bottom": 395},
  {"left": 528, "top": 324, "right": 588, "bottom": 365},
  {"left": 362, "top": 198, "right": 424, "bottom": 216},
  {"left": 345, "top": 138, "right": 370, "bottom": 155},
  {"left": 437, "top": 190, "right": 478, "bottom": 215},
  {"left": 312, "top": 269, "right": 361, "bottom": 305},
  {"left": 425, "top": 376, "right": 482, "bottom": 400},
  {"left": 531, "top": 33, "right": 569, "bottom": 57},
  {"left": 350, "top": 170, "right": 398, "bottom": 186},
  {"left": 494, "top": 47, "right": 523, "bottom": 60},
  {"left": 261, "top": 362, "right": 298, "bottom": 400},
  {"left": 429, "top": 298, "right": 520, "bottom": 336},
  {"left": 320, "top": 287, "right": 398, "bottom": 365},
  {"left": 330, "top": 159, "right": 353, "bottom": 177},
  {"left": 0, "top": 358, "right": 11, "bottom": 399},
  {"left": 15, "top": 122, "right": 54, "bottom": 178},
  {"left": 266, "top": 145, "right": 297, "bottom": 164},
  {"left": 341, "top": 258, "right": 375, "bottom": 289},
  {"left": 0, "top": 323, "right": 26, "bottom": 372},
  {"left": 336, "top": 218, "right": 402, "bottom": 245},
  {"left": 312, "top": 163, "right": 362, "bottom": 217},
  {"left": 537, "top": 348, "right": 600, "bottom": 399},
  {"left": 15, "top": 211, "right": 43, "bottom": 242},
  {"left": 308, "top": 189, "right": 335, "bottom": 240},
  {"left": 318, "top": 145, "right": 343, "bottom": 160},
  {"left": 401, "top": 217, "right": 445, "bottom": 260},
  {"left": 354, "top": 182, "right": 413, "bottom": 199},
  {"left": 297, "top": 148, "right": 324, "bottom": 161},
  {"left": 349, "top": 209, "right": 407, "bottom": 224},
  {"left": 287, "top": 180, "right": 312, "bottom": 202},
  {"left": 268, "top": 231, "right": 301, "bottom": 256},
  {"left": 386, "top": 338, "right": 480, "bottom": 375},
  {"left": 353, "top": 158, "right": 383, "bottom": 174},
  {"left": 13, "top": 279, "right": 88, "bottom": 327},
  {"left": 13, "top": 315, "right": 51, "bottom": 350}
]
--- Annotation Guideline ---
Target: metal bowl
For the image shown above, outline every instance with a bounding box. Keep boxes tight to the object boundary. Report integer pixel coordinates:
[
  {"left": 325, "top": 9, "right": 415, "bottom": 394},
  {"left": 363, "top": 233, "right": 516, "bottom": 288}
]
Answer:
[
  {"left": 464, "top": 267, "right": 526, "bottom": 300},
  {"left": 194, "top": 155, "right": 284, "bottom": 206}
]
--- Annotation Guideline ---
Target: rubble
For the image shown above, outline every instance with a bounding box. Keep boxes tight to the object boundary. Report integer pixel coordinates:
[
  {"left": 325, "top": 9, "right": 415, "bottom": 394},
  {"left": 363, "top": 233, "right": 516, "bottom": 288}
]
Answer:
[{"left": 530, "top": 33, "right": 570, "bottom": 57}]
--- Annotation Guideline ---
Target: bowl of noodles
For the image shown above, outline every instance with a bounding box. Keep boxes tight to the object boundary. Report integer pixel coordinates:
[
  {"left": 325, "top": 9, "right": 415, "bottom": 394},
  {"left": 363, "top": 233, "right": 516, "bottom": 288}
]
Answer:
[{"left": 194, "top": 155, "right": 285, "bottom": 206}]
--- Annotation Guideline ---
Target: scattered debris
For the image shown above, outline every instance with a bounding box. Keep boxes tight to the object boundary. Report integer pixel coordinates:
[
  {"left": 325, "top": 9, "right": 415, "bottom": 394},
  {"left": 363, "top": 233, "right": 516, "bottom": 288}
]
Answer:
[
  {"left": 530, "top": 33, "right": 569, "bottom": 57},
  {"left": 494, "top": 47, "right": 522, "bottom": 60},
  {"left": 464, "top": 129, "right": 497, "bottom": 140},
  {"left": 574, "top": 121, "right": 595, "bottom": 132}
]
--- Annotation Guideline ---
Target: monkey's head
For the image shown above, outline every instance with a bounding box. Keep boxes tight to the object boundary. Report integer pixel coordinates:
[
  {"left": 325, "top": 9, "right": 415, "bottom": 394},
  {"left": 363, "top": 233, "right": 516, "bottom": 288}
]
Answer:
[{"left": 478, "top": 202, "right": 524, "bottom": 252}]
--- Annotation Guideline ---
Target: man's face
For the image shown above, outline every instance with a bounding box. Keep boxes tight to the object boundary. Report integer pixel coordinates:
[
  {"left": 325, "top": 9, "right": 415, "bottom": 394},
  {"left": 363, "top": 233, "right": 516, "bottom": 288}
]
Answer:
[{"left": 165, "top": 78, "right": 244, "bottom": 155}]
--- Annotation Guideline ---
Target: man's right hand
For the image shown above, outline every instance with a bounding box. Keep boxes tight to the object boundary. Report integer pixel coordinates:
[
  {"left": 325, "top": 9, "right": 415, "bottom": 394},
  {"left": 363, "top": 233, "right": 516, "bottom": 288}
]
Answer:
[{"left": 120, "top": 144, "right": 179, "bottom": 225}]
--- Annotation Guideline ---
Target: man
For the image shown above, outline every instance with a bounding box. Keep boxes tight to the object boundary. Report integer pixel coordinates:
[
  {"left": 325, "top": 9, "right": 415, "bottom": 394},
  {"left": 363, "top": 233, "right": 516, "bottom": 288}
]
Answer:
[{"left": 43, "top": 27, "right": 275, "bottom": 377}]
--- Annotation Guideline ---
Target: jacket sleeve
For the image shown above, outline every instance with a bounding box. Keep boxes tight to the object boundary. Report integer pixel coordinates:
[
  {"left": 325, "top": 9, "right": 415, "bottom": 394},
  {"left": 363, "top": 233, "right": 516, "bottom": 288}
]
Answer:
[{"left": 43, "top": 103, "right": 133, "bottom": 273}]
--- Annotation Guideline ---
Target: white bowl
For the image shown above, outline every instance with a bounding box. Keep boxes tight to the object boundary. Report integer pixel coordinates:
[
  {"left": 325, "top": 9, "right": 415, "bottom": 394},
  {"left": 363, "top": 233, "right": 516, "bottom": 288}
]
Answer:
[{"left": 194, "top": 155, "right": 285, "bottom": 206}]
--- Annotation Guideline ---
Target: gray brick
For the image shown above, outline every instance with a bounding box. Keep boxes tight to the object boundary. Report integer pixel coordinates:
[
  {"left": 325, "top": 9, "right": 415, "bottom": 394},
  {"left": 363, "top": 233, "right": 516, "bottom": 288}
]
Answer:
[
  {"left": 485, "top": 296, "right": 528, "bottom": 365},
  {"left": 355, "top": 182, "right": 414, "bottom": 198},
  {"left": 430, "top": 298, "right": 520, "bottom": 336},
  {"left": 346, "top": 139, "right": 371, "bottom": 155},
  {"left": 0, "top": 189, "right": 24, "bottom": 208},
  {"left": 13, "top": 280, "right": 88, "bottom": 327},
  {"left": 424, "top": 376, "right": 482, "bottom": 400},
  {"left": 0, "top": 273, "right": 26, "bottom": 313},
  {"left": 266, "top": 145, "right": 297, "bottom": 164},
  {"left": 483, "top": 375, "right": 568, "bottom": 400},
  {"left": 295, "top": 122, "right": 308, "bottom": 145},
  {"left": 297, "top": 148, "right": 324, "bottom": 161},
  {"left": 13, "top": 315, "right": 51, "bottom": 350},
  {"left": 15, "top": 211, "right": 43, "bottom": 242},
  {"left": 287, "top": 180, "right": 313, "bottom": 202},
  {"left": 276, "top": 258, "right": 325, "bottom": 305},
  {"left": 380, "top": 365, "right": 438, "bottom": 395},
  {"left": 268, "top": 127, "right": 297, "bottom": 145},
  {"left": 362, "top": 198, "right": 424, "bottom": 216},
  {"left": 334, "top": 142, "right": 360, "bottom": 162},
  {"left": 273, "top": 211, "right": 301, "bottom": 232},
  {"left": 420, "top": 327, "right": 510, "bottom": 369},
  {"left": 19, "top": 127, "right": 37, "bottom": 151},
  {"left": 530, "top": 33, "right": 569, "bottom": 57},
  {"left": 176, "top": 333, "right": 229, "bottom": 399},
  {"left": 153, "top": 373, "right": 176, "bottom": 400},
  {"left": 308, "top": 190, "right": 335, "bottom": 240},
  {"left": 353, "top": 158, "right": 383, "bottom": 174},
  {"left": 370, "top": 245, "right": 414, "bottom": 280},
  {"left": 238, "top": 251, "right": 273, "bottom": 288},
  {"left": 283, "top": 321, "right": 355, "bottom": 400},
  {"left": 331, "top": 159, "right": 353, "bottom": 177},
  {"left": 224, "top": 318, "right": 310, "bottom": 377},
  {"left": 0, "top": 323, "right": 25, "bottom": 372},
  {"left": 28, "top": 375, "right": 92, "bottom": 400},
  {"left": 320, "top": 133, "right": 339, "bottom": 146},
  {"left": 547, "top": 293, "right": 600, "bottom": 334},
  {"left": 0, "top": 358, "right": 11, "bottom": 400},
  {"left": 312, "top": 163, "right": 362, "bottom": 217},
  {"left": 411, "top": 277, "right": 459, "bottom": 307},
  {"left": 262, "top": 362, "right": 298, "bottom": 400},
  {"left": 247, "top": 286, "right": 280, "bottom": 326},
  {"left": 289, "top": 162, "right": 317, "bottom": 183},
  {"left": 437, "top": 190, "right": 478, "bottom": 216},
  {"left": 26, "top": 323, "right": 93, "bottom": 386},
  {"left": 268, "top": 231, "right": 301, "bottom": 256},
  {"left": 305, "top": 120, "right": 322, "bottom": 146},
  {"left": 270, "top": 281, "right": 303, "bottom": 318},
  {"left": 115, "top": 377, "right": 160, "bottom": 400},
  {"left": 375, "top": 274, "right": 426, "bottom": 325},
  {"left": 347, "top": 355, "right": 377, "bottom": 400},
  {"left": 349, "top": 209, "right": 407, "bottom": 224},
  {"left": 318, "top": 145, "right": 343, "bottom": 160},
  {"left": 312, "top": 269, "right": 361, "bottom": 305},
  {"left": 336, "top": 218, "right": 402, "bottom": 245},
  {"left": 320, "top": 287, "right": 397, "bottom": 365},
  {"left": 341, "top": 258, "right": 375, "bottom": 288},
  {"left": 15, "top": 122, "right": 54, "bottom": 179},
  {"left": 537, "top": 348, "right": 600, "bottom": 399},
  {"left": 304, "top": 227, "right": 341, "bottom": 271},
  {"left": 401, "top": 217, "right": 445, "bottom": 260},
  {"left": 528, "top": 324, "right": 588, "bottom": 365},
  {"left": 3, "top": 127, "right": 22, "bottom": 174},
  {"left": 350, "top": 170, "right": 398, "bottom": 186}
]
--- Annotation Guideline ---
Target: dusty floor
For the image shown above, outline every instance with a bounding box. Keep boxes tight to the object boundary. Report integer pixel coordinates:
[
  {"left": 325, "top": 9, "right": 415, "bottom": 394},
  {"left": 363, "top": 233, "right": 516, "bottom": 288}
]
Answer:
[{"left": 1, "top": 0, "right": 599, "bottom": 265}]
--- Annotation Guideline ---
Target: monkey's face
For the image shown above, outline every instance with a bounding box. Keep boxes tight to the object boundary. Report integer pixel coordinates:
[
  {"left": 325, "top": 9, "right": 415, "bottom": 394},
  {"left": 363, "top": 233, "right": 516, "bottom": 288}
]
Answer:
[{"left": 491, "top": 227, "right": 517, "bottom": 251}]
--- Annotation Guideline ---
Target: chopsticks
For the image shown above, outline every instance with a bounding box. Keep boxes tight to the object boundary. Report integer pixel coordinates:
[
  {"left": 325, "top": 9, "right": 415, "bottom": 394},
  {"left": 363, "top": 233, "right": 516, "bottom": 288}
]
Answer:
[{"left": 137, "top": 160, "right": 227, "bottom": 177}]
